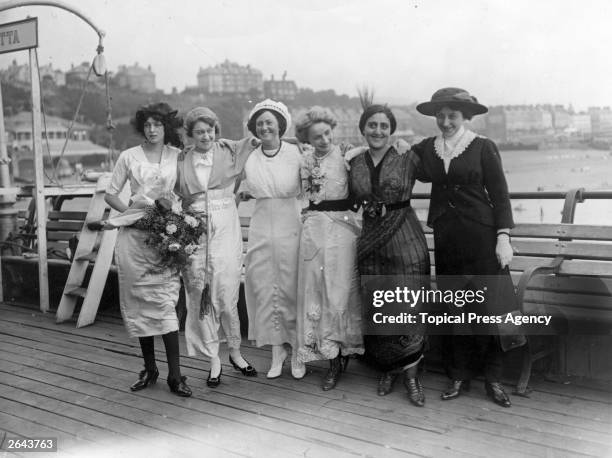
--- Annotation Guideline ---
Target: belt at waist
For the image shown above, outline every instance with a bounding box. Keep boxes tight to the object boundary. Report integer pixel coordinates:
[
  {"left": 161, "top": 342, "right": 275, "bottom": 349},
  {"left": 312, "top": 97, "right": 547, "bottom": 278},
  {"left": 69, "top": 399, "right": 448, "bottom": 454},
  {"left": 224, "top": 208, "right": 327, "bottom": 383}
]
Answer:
[
  {"left": 362, "top": 199, "right": 411, "bottom": 218},
  {"left": 308, "top": 199, "right": 353, "bottom": 212}
]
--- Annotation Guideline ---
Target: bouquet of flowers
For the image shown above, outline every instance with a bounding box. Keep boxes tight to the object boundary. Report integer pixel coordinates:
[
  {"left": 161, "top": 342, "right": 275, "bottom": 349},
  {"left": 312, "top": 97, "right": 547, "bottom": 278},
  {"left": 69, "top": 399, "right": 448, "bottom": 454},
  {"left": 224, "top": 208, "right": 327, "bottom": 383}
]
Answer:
[
  {"left": 301, "top": 150, "right": 327, "bottom": 204},
  {"left": 133, "top": 197, "right": 206, "bottom": 272}
]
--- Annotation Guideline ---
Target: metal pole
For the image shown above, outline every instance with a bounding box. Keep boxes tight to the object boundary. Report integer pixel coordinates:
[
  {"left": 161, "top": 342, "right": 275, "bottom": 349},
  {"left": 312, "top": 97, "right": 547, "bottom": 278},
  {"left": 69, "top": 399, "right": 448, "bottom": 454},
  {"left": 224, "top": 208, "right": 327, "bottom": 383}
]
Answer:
[
  {"left": 29, "top": 48, "right": 49, "bottom": 312},
  {"left": 0, "top": 80, "right": 19, "bottom": 303}
]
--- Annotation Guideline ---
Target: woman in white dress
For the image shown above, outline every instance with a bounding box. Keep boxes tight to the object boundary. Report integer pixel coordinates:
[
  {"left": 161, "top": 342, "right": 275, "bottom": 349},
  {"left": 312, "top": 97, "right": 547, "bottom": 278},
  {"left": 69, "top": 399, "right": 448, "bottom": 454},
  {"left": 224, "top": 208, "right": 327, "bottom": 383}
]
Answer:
[
  {"left": 100, "top": 102, "right": 191, "bottom": 396},
  {"left": 176, "top": 107, "right": 259, "bottom": 387},
  {"left": 294, "top": 107, "right": 364, "bottom": 391},
  {"left": 242, "top": 99, "right": 306, "bottom": 379}
]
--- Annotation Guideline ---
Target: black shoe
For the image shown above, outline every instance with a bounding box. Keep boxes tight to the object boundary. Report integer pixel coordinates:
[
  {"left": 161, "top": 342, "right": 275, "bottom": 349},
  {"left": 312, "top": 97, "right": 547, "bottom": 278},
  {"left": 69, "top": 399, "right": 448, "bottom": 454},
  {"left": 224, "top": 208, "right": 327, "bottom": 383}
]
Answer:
[
  {"left": 229, "top": 355, "right": 258, "bottom": 377},
  {"left": 377, "top": 372, "right": 398, "bottom": 396},
  {"left": 485, "top": 381, "right": 511, "bottom": 408},
  {"left": 322, "top": 355, "right": 348, "bottom": 391},
  {"left": 441, "top": 379, "right": 470, "bottom": 400},
  {"left": 130, "top": 367, "right": 159, "bottom": 391},
  {"left": 404, "top": 376, "right": 425, "bottom": 407},
  {"left": 167, "top": 376, "right": 192, "bottom": 397},
  {"left": 207, "top": 367, "right": 222, "bottom": 388}
]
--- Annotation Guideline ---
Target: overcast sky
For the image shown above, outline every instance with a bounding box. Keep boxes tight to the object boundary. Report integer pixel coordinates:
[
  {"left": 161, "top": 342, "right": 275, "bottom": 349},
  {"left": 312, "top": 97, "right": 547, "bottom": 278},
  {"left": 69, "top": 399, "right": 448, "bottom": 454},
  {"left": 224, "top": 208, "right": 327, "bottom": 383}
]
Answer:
[{"left": 0, "top": 0, "right": 610, "bottom": 110}]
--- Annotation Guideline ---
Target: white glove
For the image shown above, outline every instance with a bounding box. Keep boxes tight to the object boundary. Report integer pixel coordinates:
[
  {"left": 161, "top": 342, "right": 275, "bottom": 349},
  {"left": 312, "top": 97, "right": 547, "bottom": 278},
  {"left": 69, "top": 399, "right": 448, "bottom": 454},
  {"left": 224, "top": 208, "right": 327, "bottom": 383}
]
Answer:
[{"left": 496, "top": 235, "right": 513, "bottom": 268}]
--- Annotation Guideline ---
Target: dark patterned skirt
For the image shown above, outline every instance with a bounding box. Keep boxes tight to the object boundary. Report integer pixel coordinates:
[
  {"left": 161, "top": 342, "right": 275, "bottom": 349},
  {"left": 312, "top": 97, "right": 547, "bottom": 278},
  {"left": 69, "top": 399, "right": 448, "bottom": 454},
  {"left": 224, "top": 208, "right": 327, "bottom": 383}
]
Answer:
[{"left": 359, "top": 208, "right": 431, "bottom": 372}]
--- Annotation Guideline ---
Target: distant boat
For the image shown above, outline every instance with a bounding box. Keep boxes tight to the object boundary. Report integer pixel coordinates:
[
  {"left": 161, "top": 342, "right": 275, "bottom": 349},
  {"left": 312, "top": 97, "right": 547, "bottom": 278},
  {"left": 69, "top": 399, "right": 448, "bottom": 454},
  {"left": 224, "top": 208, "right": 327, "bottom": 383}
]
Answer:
[
  {"left": 82, "top": 170, "right": 105, "bottom": 182},
  {"left": 514, "top": 203, "right": 525, "bottom": 211}
]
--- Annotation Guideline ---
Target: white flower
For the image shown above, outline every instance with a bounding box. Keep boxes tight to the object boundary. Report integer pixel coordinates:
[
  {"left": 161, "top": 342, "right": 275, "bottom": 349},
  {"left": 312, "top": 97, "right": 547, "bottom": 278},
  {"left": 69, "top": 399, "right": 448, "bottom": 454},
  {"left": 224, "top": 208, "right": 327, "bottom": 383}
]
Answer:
[
  {"left": 166, "top": 223, "right": 178, "bottom": 235},
  {"left": 184, "top": 215, "right": 199, "bottom": 228},
  {"left": 171, "top": 201, "right": 182, "bottom": 215},
  {"left": 168, "top": 242, "right": 181, "bottom": 252},
  {"left": 184, "top": 244, "right": 197, "bottom": 255}
]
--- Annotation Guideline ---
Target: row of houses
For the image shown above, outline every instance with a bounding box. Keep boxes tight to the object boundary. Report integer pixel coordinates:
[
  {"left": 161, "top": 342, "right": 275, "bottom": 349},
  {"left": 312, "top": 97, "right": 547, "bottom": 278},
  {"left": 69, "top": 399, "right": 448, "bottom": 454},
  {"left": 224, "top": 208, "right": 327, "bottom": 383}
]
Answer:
[
  {"left": 467, "top": 104, "right": 611, "bottom": 145},
  {"left": 1, "top": 59, "right": 299, "bottom": 100}
]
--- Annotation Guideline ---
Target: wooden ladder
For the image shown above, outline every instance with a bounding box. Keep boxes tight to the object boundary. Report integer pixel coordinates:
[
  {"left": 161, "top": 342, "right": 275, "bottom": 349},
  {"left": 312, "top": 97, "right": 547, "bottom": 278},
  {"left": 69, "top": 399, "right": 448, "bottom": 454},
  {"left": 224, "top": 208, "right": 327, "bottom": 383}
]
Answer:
[{"left": 55, "top": 174, "right": 127, "bottom": 327}]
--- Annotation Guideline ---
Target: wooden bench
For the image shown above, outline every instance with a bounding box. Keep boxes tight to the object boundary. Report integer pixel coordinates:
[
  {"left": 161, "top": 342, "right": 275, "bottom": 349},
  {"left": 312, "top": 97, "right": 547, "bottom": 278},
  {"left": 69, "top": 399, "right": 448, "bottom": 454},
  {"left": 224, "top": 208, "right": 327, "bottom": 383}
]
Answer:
[{"left": 238, "top": 189, "right": 612, "bottom": 390}]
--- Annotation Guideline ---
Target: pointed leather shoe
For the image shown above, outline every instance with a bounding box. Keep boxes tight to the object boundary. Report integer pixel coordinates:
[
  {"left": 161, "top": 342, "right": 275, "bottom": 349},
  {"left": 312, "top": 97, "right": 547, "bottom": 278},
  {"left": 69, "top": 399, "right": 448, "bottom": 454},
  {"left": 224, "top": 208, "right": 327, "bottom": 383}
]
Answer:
[
  {"left": 485, "top": 382, "right": 511, "bottom": 408},
  {"left": 167, "top": 376, "right": 192, "bottom": 397},
  {"left": 130, "top": 367, "right": 159, "bottom": 392},
  {"left": 377, "top": 372, "right": 398, "bottom": 396},
  {"left": 441, "top": 380, "right": 470, "bottom": 400},
  {"left": 404, "top": 377, "right": 425, "bottom": 407},
  {"left": 229, "top": 356, "right": 258, "bottom": 377},
  {"left": 207, "top": 367, "right": 222, "bottom": 388}
]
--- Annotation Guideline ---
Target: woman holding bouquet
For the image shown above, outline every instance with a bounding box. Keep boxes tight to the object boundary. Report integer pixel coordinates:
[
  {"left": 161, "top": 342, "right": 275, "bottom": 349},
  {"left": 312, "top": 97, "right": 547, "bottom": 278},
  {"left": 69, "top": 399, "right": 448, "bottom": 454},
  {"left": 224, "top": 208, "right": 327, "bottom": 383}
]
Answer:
[
  {"left": 242, "top": 99, "right": 306, "bottom": 379},
  {"left": 176, "top": 107, "right": 259, "bottom": 387},
  {"left": 293, "top": 107, "right": 364, "bottom": 391},
  {"left": 349, "top": 100, "right": 430, "bottom": 406},
  {"left": 102, "top": 102, "right": 192, "bottom": 397}
]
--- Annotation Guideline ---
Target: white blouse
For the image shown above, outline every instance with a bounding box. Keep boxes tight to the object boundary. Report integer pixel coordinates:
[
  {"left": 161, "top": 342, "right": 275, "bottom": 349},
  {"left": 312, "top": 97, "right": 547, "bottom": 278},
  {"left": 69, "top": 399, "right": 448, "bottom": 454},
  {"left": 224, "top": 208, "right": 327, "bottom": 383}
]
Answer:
[
  {"left": 244, "top": 142, "right": 302, "bottom": 199},
  {"left": 106, "top": 145, "right": 179, "bottom": 203}
]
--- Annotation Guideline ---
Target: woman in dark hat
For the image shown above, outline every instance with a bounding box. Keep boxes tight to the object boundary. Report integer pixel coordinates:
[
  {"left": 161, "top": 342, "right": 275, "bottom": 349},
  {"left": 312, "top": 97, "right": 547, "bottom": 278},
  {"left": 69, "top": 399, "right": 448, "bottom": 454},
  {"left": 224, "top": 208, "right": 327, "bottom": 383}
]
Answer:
[
  {"left": 349, "top": 100, "right": 431, "bottom": 406},
  {"left": 413, "top": 87, "right": 515, "bottom": 407},
  {"left": 99, "top": 102, "right": 192, "bottom": 397}
]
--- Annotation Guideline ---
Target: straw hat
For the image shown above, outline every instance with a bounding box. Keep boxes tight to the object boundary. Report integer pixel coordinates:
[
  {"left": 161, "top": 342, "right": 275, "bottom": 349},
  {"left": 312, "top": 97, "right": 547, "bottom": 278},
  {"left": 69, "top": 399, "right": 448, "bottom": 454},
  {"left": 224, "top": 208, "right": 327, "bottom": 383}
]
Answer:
[{"left": 416, "top": 88, "right": 488, "bottom": 117}]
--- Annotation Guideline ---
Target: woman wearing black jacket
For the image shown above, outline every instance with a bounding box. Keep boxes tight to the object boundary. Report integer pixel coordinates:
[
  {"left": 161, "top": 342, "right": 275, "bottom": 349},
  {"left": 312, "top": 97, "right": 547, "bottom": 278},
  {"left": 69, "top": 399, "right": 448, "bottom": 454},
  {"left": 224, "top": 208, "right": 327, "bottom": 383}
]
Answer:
[{"left": 413, "top": 87, "right": 515, "bottom": 408}]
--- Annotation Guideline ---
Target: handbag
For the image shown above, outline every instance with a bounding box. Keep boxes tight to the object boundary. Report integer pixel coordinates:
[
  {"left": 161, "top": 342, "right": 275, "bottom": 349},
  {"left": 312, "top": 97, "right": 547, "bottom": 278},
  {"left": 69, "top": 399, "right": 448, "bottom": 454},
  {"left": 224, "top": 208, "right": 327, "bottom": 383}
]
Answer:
[{"left": 492, "top": 266, "right": 527, "bottom": 352}]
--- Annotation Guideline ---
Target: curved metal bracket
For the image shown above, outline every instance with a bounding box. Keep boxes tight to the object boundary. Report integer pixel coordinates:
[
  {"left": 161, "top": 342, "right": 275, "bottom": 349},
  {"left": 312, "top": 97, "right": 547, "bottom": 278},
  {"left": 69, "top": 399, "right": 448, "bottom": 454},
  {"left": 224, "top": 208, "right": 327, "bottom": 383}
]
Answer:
[
  {"left": 561, "top": 187, "right": 585, "bottom": 224},
  {"left": 0, "top": 0, "right": 105, "bottom": 40}
]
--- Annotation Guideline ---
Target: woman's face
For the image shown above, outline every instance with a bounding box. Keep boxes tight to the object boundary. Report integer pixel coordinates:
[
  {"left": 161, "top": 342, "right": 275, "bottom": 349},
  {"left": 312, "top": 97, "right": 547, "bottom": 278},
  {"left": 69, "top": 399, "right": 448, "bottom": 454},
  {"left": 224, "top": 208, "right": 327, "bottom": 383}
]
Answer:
[
  {"left": 191, "top": 120, "right": 216, "bottom": 153},
  {"left": 307, "top": 122, "right": 334, "bottom": 155},
  {"left": 363, "top": 112, "right": 391, "bottom": 150},
  {"left": 255, "top": 111, "right": 280, "bottom": 142},
  {"left": 143, "top": 117, "right": 165, "bottom": 144},
  {"left": 436, "top": 106, "right": 465, "bottom": 138}
]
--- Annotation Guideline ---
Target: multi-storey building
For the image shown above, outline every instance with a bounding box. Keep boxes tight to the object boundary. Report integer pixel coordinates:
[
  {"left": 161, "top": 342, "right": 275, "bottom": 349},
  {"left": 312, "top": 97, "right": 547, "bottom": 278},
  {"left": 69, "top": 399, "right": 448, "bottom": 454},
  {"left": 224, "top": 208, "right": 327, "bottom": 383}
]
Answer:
[
  {"left": 197, "top": 60, "right": 263, "bottom": 96},
  {"left": 264, "top": 72, "right": 298, "bottom": 102},
  {"left": 115, "top": 63, "right": 156, "bottom": 93}
]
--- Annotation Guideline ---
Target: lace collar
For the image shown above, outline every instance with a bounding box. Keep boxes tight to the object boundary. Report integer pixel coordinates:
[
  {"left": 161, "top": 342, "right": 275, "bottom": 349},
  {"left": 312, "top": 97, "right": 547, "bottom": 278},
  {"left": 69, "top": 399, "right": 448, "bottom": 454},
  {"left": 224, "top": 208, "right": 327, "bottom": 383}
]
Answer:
[{"left": 434, "top": 127, "right": 478, "bottom": 173}]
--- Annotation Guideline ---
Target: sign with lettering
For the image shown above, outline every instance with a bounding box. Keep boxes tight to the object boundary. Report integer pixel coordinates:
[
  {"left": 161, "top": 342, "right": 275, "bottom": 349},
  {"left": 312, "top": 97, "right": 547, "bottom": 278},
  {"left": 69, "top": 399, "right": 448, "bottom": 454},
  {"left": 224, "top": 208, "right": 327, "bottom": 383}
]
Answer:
[{"left": 0, "top": 18, "right": 38, "bottom": 54}]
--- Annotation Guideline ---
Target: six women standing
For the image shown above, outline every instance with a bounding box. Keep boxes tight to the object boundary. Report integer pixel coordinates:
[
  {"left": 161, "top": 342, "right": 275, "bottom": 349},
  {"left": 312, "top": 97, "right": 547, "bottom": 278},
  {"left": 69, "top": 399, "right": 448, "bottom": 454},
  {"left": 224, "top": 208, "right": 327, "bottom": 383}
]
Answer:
[{"left": 104, "top": 92, "right": 516, "bottom": 408}]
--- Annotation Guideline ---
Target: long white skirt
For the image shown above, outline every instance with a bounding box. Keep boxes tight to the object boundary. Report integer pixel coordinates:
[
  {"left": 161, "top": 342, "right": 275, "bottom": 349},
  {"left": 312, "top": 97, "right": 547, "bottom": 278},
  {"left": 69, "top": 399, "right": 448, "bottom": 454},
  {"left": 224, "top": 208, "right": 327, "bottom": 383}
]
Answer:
[
  {"left": 115, "top": 227, "right": 180, "bottom": 338},
  {"left": 296, "top": 210, "right": 364, "bottom": 363},
  {"left": 183, "top": 198, "right": 243, "bottom": 358},
  {"left": 245, "top": 197, "right": 302, "bottom": 347}
]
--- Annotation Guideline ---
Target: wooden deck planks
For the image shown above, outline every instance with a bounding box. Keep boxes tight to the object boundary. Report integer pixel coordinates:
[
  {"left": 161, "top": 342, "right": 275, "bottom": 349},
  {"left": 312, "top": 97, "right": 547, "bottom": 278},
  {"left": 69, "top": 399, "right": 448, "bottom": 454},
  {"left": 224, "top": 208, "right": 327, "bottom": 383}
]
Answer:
[{"left": 1, "top": 303, "right": 611, "bottom": 457}]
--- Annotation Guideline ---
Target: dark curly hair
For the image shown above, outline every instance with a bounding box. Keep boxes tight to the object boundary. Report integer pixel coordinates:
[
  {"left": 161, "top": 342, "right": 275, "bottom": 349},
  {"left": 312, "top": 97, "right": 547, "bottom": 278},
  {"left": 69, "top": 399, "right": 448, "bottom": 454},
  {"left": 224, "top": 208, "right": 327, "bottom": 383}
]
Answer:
[{"left": 132, "top": 102, "right": 183, "bottom": 148}]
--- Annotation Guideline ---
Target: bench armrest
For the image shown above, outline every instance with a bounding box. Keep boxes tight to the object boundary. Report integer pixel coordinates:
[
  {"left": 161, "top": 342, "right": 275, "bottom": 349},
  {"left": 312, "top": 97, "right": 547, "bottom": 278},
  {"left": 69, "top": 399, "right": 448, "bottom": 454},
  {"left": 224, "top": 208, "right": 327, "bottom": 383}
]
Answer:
[{"left": 516, "top": 257, "right": 564, "bottom": 314}]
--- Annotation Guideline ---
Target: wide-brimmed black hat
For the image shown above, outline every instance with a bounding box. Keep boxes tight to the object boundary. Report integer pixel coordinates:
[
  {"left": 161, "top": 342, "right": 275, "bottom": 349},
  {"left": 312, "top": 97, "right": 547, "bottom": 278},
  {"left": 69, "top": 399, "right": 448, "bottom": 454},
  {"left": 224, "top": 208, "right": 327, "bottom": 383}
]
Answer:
[{"left": 416, "top": 87, "right": 488, "bottom": 117}]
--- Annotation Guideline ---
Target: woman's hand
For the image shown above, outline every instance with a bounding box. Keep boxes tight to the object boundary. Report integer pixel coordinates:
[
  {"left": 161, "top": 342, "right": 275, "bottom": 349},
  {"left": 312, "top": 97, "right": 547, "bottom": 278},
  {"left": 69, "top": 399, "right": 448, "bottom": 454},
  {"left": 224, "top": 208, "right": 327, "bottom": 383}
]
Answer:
[
  {"left": 496, "top": 233, "right": 513, "bottom": 268},
  {"left": 129, "top": 200, "right": 150, "bottom": 210},
  {"left": 393, "top": 138, "right": 411, "bottom": 155}
]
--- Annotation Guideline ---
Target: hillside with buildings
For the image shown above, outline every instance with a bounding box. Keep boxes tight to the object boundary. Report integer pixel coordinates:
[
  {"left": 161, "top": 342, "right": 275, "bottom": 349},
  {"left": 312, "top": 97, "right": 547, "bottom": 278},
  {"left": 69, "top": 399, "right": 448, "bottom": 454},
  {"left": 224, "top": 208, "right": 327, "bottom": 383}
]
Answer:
[{"left": 1, "top": 58, "right": 610, "bottom": 183}]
